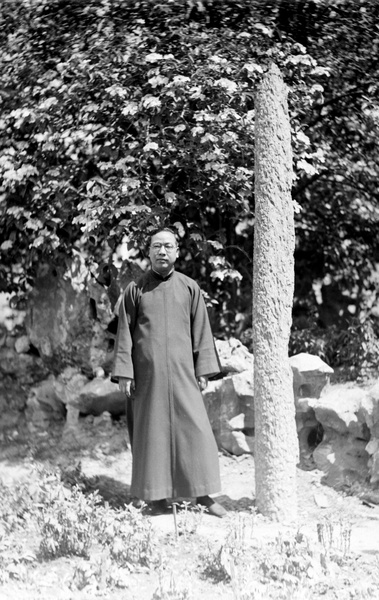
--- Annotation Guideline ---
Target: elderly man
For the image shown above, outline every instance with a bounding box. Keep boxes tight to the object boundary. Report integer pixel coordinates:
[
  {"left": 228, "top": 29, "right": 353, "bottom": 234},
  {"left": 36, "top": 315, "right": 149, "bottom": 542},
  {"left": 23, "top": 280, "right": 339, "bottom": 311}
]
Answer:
[{"left": 112, "top": 227, "right": 226, "bottom": 517}]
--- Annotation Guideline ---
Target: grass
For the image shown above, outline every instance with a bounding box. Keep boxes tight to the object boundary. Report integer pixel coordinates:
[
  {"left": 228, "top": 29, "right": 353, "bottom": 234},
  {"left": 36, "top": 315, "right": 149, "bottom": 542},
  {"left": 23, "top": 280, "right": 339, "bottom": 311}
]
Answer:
[{"left": 1, "top": 460, "right": 379, "bottom": 600}]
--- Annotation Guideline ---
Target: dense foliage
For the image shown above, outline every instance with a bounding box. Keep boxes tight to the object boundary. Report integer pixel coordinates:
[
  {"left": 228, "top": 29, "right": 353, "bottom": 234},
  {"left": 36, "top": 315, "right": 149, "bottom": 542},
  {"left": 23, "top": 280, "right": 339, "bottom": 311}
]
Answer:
[{"left": 1, "top": 0, "right": 378, "bottom": 339}]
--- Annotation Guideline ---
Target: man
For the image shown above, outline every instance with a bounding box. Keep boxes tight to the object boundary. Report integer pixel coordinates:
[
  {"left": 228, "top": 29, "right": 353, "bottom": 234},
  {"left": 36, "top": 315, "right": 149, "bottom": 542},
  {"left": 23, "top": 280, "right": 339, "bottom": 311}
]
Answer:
[{"left": 112, "top": 227, "right": 226, "bottom": 517}]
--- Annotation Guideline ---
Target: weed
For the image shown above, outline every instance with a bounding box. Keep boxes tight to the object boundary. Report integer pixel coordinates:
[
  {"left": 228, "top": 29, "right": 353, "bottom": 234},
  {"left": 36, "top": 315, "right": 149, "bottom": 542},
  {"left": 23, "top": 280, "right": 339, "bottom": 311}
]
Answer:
[
  {"left": 0, "top": 478, "right": 36, "bottom": 533},
  {"left": 37, "top": 482, "right": 102, "bottom": 559},
  {"left": 259, "top": 531, "right": 319, "bottom": 585},
  {"left": 99, "top": 503, "right": 159, "bottom": 570},
  {"left": 70, "top": 549, "right": 130, "bottom": 592},
  {"left": 173, "top": 501, "right": 206, "bottom": 539},
  {"left": 317, "top": 514, "right": 352, "bottom": 560},
  {"left": 200, "top": 511, "right": 255, "bottom": 583},
  {"left": 152, "top": 569, "right": 192, "bottom": 599},
  {"left": 0, "top": 540, "right": 36, "bottom": 585}
]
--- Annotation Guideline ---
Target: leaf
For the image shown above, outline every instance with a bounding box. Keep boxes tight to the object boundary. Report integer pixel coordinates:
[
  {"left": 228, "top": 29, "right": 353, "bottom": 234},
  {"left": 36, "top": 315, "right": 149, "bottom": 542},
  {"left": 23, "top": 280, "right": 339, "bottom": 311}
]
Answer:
[
  {"left": 141, "top": 95, "right": 162, "bottom": 110},
  {"left": 1, "top": 240, "right": 13, "bottom": 251},
  {"left": 200, "top": 133, "right": 218, "bottom": 144},
  {"left": 207, "top": 240, "right": 223, "bottom": 251},
  {"left": 164, "top": 192, "right": 176, "bottom": 204},
  {"left": 174, "top": 124, "right": 186, "bottom": 133},
  {"left": 215, "top": 78, "right": 238, "bottom": 94},
  {"left": 145, "top": 53, "right": 164, "bottom": 63},
  {"left": 243, "top": 62, "right": 264, "bottom": 75},
  {"left": 122, "top": 102, "right": 139, "bottom": 116},
  {"left": 124, "top": 204, "right": 151, "bottom": 215},
  {"left": 172, "top": 75, "right": 190, "bottom": 86},
  {"left": 143, "top": 142, "right": 159, "bottom": 152}
]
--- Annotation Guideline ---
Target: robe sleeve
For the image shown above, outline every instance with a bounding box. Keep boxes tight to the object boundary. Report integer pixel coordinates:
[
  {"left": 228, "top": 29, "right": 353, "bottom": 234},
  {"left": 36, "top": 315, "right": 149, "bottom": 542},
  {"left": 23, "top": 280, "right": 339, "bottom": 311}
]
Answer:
[
  {"left": 111, "top": 281, "right": 139, "bottom": 382},
  {"left": 190, "top": 284, "right": 221, "bottom": 378}
]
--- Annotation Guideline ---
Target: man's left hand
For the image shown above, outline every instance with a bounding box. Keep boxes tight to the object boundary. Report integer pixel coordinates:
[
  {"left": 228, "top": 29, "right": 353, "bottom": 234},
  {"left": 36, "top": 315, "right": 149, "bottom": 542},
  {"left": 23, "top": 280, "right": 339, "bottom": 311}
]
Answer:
[{"left": 197, "top": 376, "right": 208, "bottom": 391}]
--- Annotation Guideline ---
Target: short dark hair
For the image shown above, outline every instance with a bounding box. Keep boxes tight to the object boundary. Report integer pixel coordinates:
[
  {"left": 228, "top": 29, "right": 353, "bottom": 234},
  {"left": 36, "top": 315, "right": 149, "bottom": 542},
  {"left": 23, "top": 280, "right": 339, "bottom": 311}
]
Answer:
[{"left": 149, "top": 227, "right": 179, "bottom": 246}]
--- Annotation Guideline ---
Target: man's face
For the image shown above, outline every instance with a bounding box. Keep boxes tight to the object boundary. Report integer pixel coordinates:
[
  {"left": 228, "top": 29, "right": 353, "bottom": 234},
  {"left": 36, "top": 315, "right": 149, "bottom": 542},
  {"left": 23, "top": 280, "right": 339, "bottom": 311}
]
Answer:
[{"left": 149, "top": 231, "right": 179, "bottom": 275}]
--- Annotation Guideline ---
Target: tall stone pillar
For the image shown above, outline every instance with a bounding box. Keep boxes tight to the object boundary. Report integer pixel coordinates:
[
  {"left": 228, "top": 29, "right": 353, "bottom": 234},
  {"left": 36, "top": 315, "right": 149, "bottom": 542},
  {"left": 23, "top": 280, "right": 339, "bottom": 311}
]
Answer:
[{"left": 253, "top": 64, "right": 298, "bottom": 522}]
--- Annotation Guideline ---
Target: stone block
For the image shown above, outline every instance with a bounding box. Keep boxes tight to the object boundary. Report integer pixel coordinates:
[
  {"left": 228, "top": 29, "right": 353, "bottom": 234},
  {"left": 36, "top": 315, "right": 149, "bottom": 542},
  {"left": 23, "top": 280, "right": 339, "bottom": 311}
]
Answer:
[
  {"left": 74, "top": 377, "right": 126, "bottom": 416},
  {"left": 290, "top": 353, "right": 334, "bottom": 404},
  {"left": 313, "top": 431, "right": 370, "bottom": 489},
  {"left": 310, "top": 385, "right": 368, "bottom": 437},
  {"left": 218, "top": 430, "right": 254, "bottom": 456},
  {"left": 203, "top": 377, "right": 240, "bottom": 439},
  {"left": 360, "top": 382, "right": 379, "bottom": 438},
  {"left": 215, "top": 338, "right": 254, "bottom": 374},
  {"left": 232, "top": 370, "right": 254, "bottom": 428},
  {"left": 365, "top": 438, "right": 379, "bottom": 485}
]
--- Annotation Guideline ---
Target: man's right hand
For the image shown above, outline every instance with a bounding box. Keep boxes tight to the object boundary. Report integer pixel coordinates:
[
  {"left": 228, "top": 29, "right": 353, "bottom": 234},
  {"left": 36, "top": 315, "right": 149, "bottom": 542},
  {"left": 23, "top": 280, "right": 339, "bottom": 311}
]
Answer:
[{"left": 119, "top": 377, "right": 135, "bottom": 397}]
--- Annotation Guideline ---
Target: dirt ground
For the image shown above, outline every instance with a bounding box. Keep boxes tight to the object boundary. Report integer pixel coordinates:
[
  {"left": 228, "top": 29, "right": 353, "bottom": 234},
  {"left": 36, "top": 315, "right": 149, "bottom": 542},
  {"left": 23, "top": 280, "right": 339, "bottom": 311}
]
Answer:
[{"left": 1, "top": 417, "right": 379, "bottom": 599}]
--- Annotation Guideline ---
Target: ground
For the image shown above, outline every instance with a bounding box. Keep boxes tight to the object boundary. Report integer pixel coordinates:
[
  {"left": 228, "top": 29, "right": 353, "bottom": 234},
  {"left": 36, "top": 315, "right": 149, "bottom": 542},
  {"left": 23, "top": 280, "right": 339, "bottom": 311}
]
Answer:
[{"left": 0, "top": 416, "right": 379, "bottom": 599}]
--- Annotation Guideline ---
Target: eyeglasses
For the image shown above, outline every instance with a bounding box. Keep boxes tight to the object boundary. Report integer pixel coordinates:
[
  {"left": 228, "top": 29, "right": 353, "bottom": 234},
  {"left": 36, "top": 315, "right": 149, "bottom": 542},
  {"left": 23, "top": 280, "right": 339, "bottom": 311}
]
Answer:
[{"left": 150, "top": 243, "right": 177, "bottom": 251}]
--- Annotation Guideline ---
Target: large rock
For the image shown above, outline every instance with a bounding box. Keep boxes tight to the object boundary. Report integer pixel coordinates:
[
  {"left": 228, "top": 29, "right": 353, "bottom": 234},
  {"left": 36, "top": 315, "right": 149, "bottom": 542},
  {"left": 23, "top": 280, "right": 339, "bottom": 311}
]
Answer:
[
  {"left": 290, "top": 352, "right": 334, "bottom": 405},
  {"left": 313, "top": 431, "right": 370, "bottom": 488},
  {"left": 310, "top": 384, "right": 371, "bottom": 488},
  {"left": 73, "top": 377, "right": 125, "bottom": 416},
  {"left": 361, "top": 383, "right": 379, "bottom": 485},
  {"left": 26, "top": 264, "right": 99, "bottom": 373},
  {"left": 25, "top": 368, "right": 88, "bottom": 430},
  {"left": 25, "top": 376, "right": 67, "bottom": 430},
  {"left": 0, "top": 346, "right": 39, "bottom": 376},
  {"left": 311, "top": 385, "right": 368, "bottom": 438},
  {"left": 232, "top": 370, "right": 254, "bottom": 429},
  {"left": 203, "top": 369, "right": 255, "bottom": 455},
  {"left": 24, "top": 260, "right": 142, "bottom": 376},
  {"left": 289, "top": 353, "right": 334, "bottom": 466},
  {"left": 215, "top": 338, "right": 254, "bottom": 374},
  {"left": 360, "top": 382, "right": 379, "bottom": 438},
  {"left": 25, "top": 368, "right": 126, "bottom": 433},
  {"left": 203, "top": 377, "right": 240, "bottom": 444},
  {"left": 366, "top": 438, "right": 379, "bottom": 486}
]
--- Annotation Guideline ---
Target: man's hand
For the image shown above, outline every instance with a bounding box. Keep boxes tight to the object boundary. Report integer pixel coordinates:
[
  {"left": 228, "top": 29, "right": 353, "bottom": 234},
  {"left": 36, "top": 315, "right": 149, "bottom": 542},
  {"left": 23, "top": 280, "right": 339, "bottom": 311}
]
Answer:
[
  {"left": 119, "top": 377, "right": 135, "bottom": 397},
  {"left": 197, "top": 376, "right": 208, "bottom": 391}
]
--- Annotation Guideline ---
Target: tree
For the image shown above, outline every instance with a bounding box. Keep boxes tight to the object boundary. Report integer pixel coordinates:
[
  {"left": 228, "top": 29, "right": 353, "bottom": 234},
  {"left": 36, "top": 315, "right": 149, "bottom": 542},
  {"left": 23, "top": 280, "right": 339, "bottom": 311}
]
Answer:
[
  {"left": 253, "top": 64, "right": 298, "bottom": 521},
  {"left": 0, "top": 0, "right": 378, "bottom": 341}
]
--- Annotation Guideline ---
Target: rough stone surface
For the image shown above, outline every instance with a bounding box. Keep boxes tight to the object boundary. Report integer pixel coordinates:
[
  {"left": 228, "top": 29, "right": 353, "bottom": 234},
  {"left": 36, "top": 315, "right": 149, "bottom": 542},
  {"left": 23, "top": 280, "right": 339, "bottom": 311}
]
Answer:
[
  {"left": 25, "top": 369, "right": 88, "bottom": 429},
  {"left": 313, "top": 431, "right": 370, "bottom": 489},
  {"left": 310, "top": 384, "right": 373, "bottom": 489},
  {"left": 290, "top": 352, "right": 334, "bottom": 402},
  {"left": 290, "top": 353, "right": 334, "bottom": 466},
  {"left": 218, "top": 429, "right": 254, "bottom": 455},
  {"left": 203, "top": 377, "right": 240, "bottom": 446},
  {"left": 232, "top": 370, "right": 254, "bottom": 428},
  {"left": 14, "top": 335, "right": 30, "bottom": 354},
  {"left": 26, "top": 265, "right": 96, "bottom": 372},
  {"left": 93, "top": 410, "right": 113, "bottom": 430},
  {"left": 0, "top": 347, "right": 38, "bottom": 376},
  {"left": 215, "top": 338, "right": 254, "bottom": 373},
  {"left": 361, "top": 382, "right": 379, "bottom": 438},
  {"left": 311, "top": 385, "right": 368, "bottom": 437},
  {"left": 73, "top": 377, "right": 126, "bottom": 416},
  {"left": 24, "top": 260, "right": 142, "bottom": 376},
  {"left": 366, "top": 438, "right": 379, "bottom": 485},
  {"left": 360, "top": 383, "right": 379, "bottom": 485}
]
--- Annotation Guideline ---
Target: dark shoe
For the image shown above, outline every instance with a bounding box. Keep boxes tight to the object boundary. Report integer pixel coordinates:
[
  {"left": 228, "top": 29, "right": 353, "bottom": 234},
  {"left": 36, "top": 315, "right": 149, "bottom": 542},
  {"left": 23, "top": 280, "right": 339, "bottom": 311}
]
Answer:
[
  {"left": 131, "top": 498, "right": 145, "bottom": 509},
  {"left": 196, "top": 495, "right": 227, "bottom": 518},
  {"left": 149, "top": 499, "right": 171, "bottom": 515}
]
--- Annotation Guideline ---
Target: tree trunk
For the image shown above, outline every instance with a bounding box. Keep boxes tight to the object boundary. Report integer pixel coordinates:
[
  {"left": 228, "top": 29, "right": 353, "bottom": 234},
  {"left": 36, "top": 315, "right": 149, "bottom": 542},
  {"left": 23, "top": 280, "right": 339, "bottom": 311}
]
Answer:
[{"left": 253, "top": 64, "right": 298, "bottom": 522}]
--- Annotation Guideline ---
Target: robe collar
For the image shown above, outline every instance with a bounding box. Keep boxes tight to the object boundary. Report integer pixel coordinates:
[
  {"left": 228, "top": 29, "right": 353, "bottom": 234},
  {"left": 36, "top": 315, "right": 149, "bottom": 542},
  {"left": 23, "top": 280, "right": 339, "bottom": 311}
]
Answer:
[{"left": 151, "top": 267, "right": 175, "bottom": 281}]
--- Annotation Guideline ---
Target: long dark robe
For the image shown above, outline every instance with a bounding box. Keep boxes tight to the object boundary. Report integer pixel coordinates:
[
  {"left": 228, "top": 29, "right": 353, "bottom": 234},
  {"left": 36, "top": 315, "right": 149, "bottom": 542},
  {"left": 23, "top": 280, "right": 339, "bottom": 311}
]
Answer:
[{"left": 112, "top": 269, "right": 221, "bottom": 501}]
